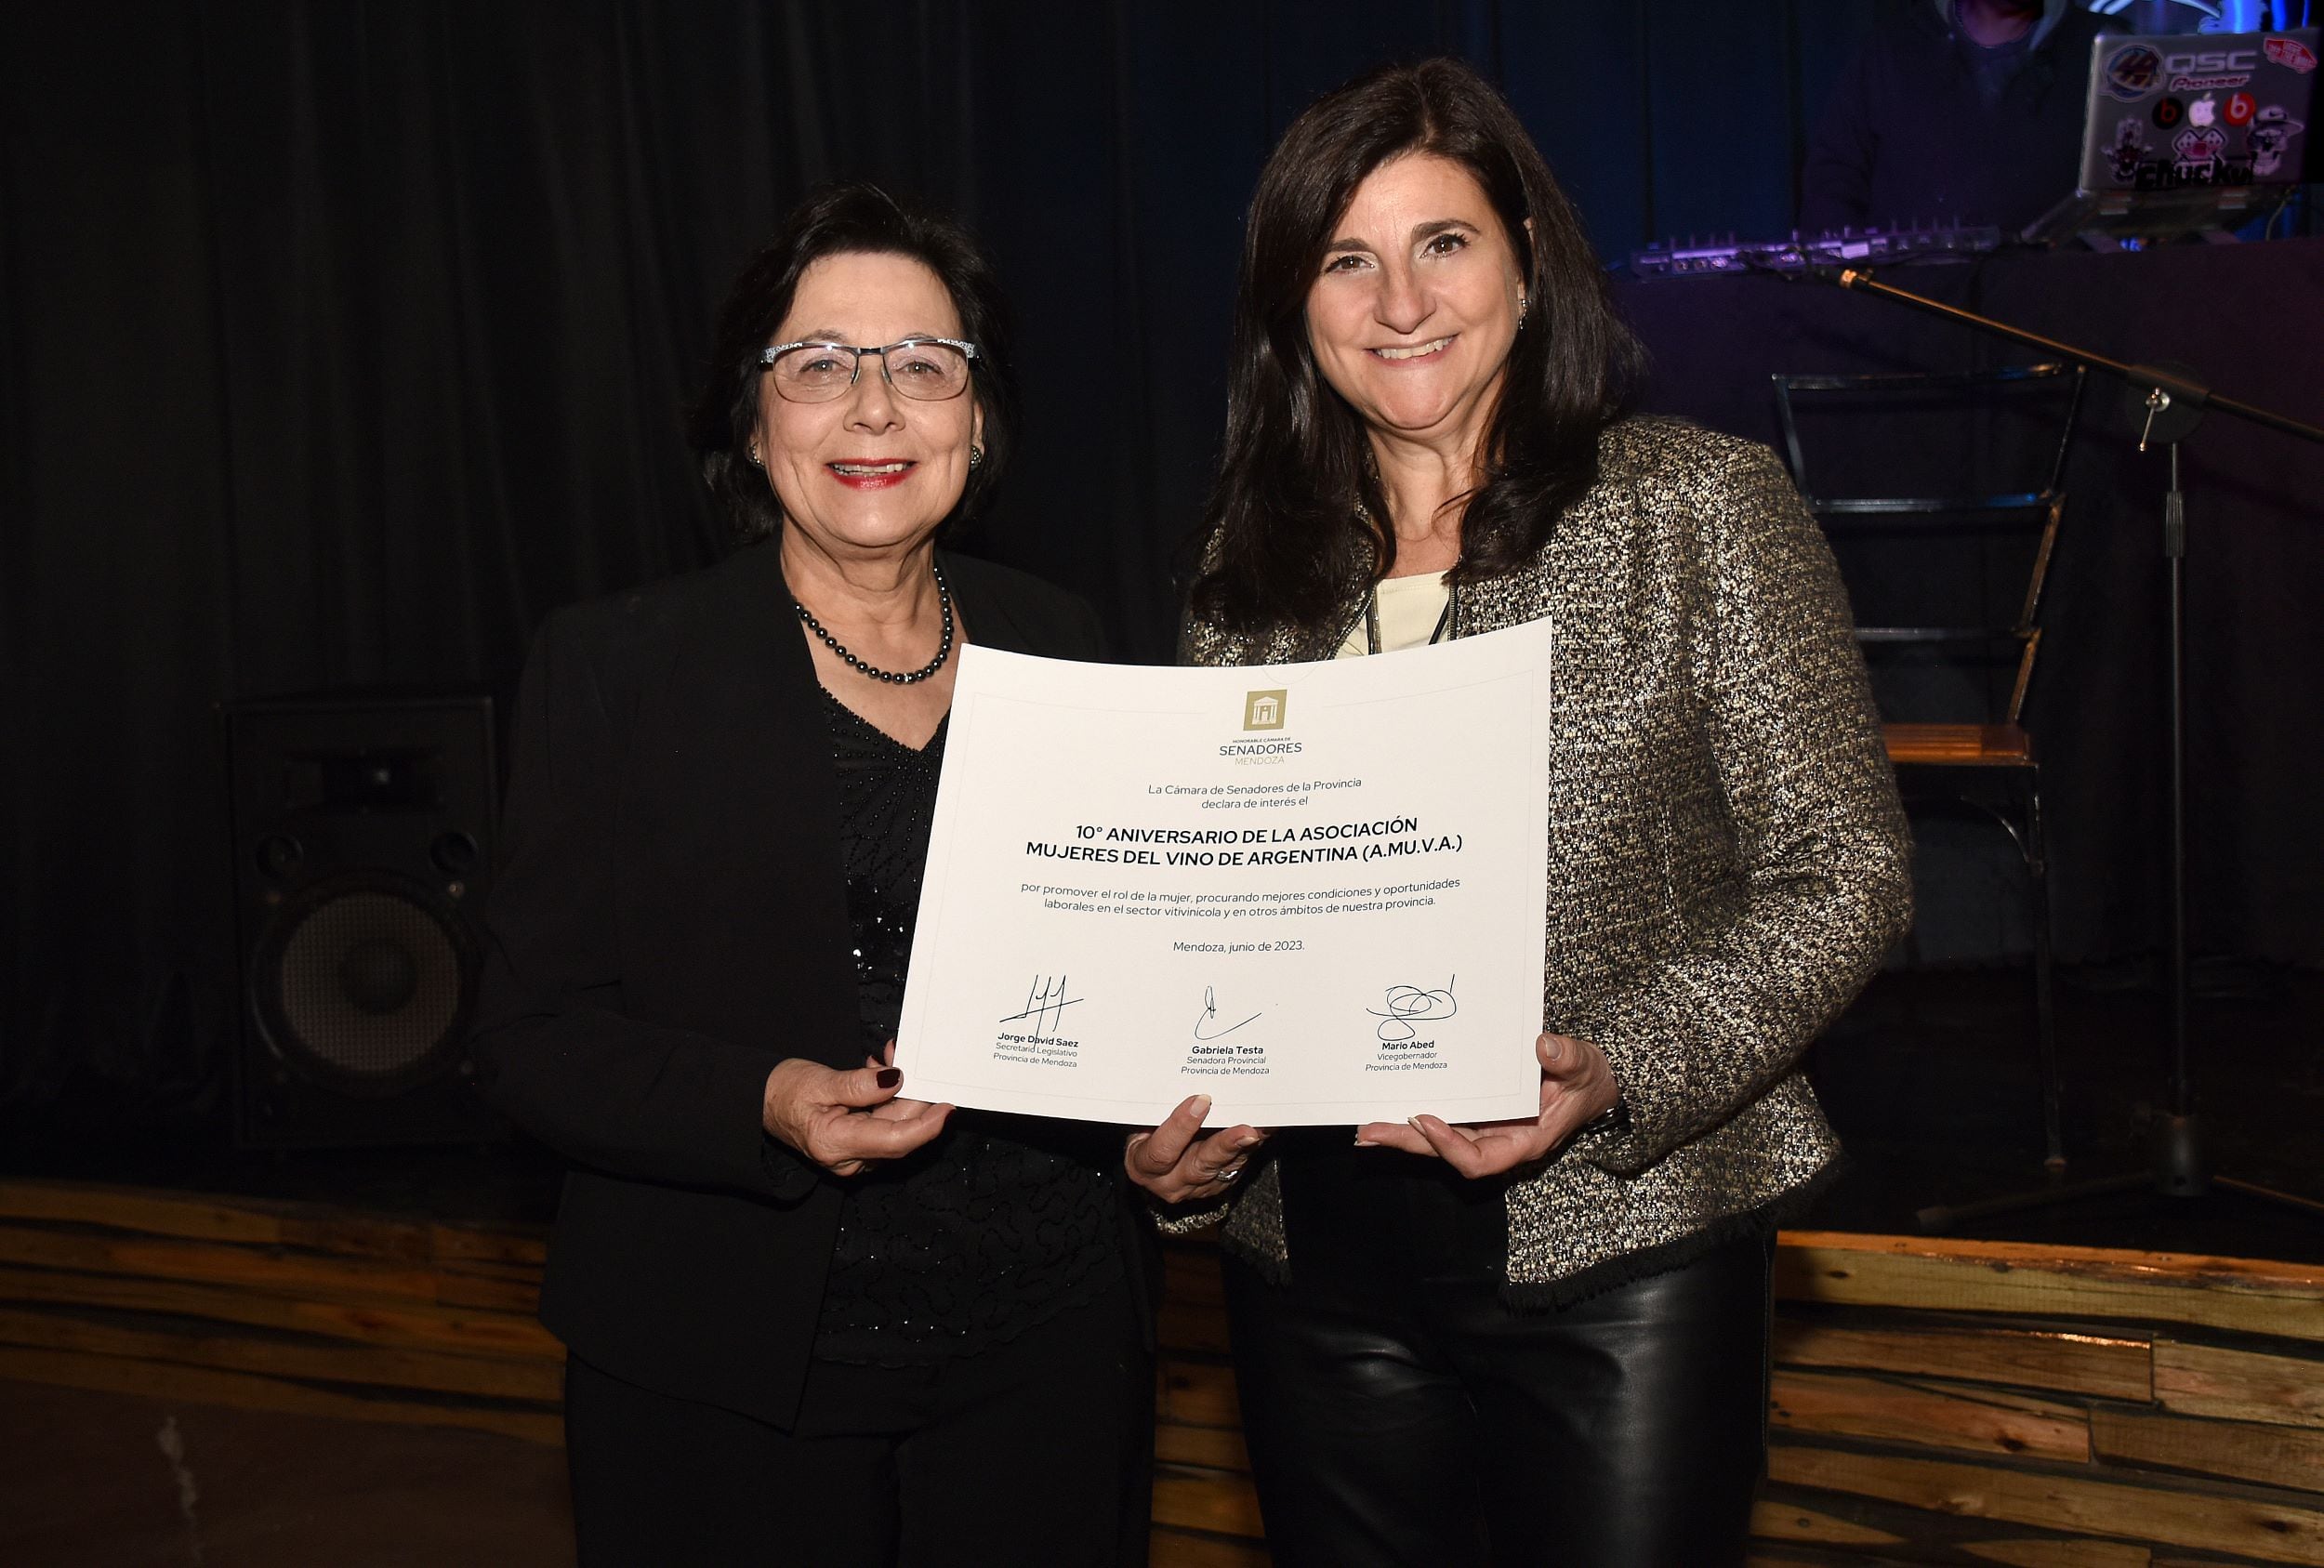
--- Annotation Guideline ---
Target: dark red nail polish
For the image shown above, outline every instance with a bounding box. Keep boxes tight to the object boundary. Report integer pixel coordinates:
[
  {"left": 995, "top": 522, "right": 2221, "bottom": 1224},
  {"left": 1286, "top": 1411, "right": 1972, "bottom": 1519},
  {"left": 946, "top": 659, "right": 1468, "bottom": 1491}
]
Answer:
[{"left": 876, "top": 1068, "right": 902, "bottom": 1088}]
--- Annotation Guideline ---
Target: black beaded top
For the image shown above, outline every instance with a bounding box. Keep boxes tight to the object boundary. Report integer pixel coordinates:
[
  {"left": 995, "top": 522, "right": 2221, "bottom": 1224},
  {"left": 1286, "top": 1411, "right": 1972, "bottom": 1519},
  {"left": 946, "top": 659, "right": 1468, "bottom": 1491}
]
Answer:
[{"left": 810, "top": 686, "right": 1121, "bottom": 1366}]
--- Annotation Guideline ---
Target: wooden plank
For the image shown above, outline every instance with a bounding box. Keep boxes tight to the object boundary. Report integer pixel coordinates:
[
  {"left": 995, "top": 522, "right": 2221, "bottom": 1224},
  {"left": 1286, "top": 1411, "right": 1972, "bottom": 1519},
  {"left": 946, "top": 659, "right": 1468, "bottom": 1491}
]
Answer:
[
  {"left": 429, "top": 1222, "right": 548, "bottom": 1269},
  {"left": 1770, "top": 1368, "right": 2091, "bottom": 1462},
  {"left": 0, "top": 1263, "right": 561, "bottom": 1360},
  {"left": 1159, "top": 1298, "right": 1231, "bottom": 1356},
  {"left": 0, "top": 1179, "right": 548, "bottom": 1272},
  {"left": 0, "top": 1345, "right": 561, "bottom": 1446},
  {"left": 1776, "top": 1232, "right": 2324, "bottom": 1345},
  {"left": 271, "top": 1212, "right": 440, "bottom": 1264},
  {"left": 2093, "top": 1408, "right": 2324, "bottom": 1494},
  {"left": 2155, "top": 1340, "right": 2324, "bottom": 1430},
  {"left": 0, "top": 1179, "right": 290, "bottom": 1247},
  {"left": 1158, "top": 1359, "right": 1244, "bottom": 1429},
  {"left": 1165, "top": 1246, "right": 1225, "bottom": 1308},
  {"left": 1148, "top": 1527, "right": 1272, "bottom": 1568},
  {"left": 1961, "top": 1540, "right": 2150, "bottom": 1567},
  {"left": 0, "top": 1225, "right": 536, "bottom": 1313},
  {"left": 0, "top": 1305, "right": 564, "bottom": 1403},
  {"left": 1750, "top": 1496, "right": 1908, "bottom": 1547},
  {"left": 1773, "top": 1315, "right": 2153, "bottom": 1402},
  {"left": 1885, "top": 723, "right": 2033, "bottom": 767},
  {"left": 1768, "top": 1443, "right": 2324, "bottom": 1564},
  {"left": 431, "top": 1265, "right": 542, "bottom": 1313},
  {"left": 1156, "top": 1422, "right": 1249, "bottom": 1473},
  {"left": 1152, "top": 1468, "right": 1265, "bottom": 1539},
  {"left": 0, "top": 1226, "right": 450, "bottom": 1306}
]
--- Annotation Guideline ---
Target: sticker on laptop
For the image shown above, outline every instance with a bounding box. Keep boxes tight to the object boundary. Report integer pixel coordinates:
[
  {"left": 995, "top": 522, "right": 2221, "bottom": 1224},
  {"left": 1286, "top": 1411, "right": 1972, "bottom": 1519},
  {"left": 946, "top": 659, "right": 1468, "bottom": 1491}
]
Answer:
[
  {"left": 2106, "top": 44, "right": 2165, "bottom": 99},
  {"left": 2265, "top": 35, "right": 2317, "bottom": 74},
  {"left": 2173, "top": 125, "right": 2229, "bottom": 164},
  {"left": 2249, "top": 106, "right": 2305, "bottom": 178}
]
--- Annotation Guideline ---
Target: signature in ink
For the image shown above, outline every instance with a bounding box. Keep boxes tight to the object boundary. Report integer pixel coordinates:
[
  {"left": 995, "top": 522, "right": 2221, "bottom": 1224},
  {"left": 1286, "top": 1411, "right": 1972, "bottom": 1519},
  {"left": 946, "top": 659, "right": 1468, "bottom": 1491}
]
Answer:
[
  {"left": 1367, "top": 976, "right": 1458, "bottom": 1042},
  {"left": 999, "top": 975, "right": 1084, "bottom": 1038},
  {"left": 1193, "top": 985, "right": 1262, "bottom": 1041}
]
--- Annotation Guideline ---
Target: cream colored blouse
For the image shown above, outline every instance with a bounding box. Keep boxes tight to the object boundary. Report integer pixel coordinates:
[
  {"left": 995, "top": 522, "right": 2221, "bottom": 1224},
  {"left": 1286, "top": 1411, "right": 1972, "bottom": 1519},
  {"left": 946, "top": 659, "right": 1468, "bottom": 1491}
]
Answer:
[{"left": 1333, "top": 572, "right": 1452, "bottom": 658}]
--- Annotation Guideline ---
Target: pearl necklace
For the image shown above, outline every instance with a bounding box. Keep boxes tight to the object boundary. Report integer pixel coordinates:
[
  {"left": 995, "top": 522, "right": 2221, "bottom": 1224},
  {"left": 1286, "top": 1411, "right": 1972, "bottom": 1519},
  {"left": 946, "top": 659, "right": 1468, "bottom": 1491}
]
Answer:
[{"left": 792, "top": 560, "right": 956, "bottom": 685}]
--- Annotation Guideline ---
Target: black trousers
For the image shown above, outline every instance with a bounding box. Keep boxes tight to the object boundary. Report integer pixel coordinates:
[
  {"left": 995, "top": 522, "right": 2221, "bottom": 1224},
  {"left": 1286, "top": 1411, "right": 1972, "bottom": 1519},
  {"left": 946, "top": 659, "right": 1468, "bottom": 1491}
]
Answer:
[
  {"left": 1224, "top": 1145, "right": 1771, "bottom": 1568},
  {"left": 564, "top": 1279, "right": 1150, "bottom": 1568}
]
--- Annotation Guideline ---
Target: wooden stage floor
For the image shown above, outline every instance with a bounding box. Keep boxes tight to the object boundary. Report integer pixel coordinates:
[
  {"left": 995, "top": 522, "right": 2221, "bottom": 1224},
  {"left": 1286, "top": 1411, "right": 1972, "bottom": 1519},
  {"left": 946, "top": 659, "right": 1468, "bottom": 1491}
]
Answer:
[{"left": 2, "top": 1178, "right": 2320, "bottom": 1566}]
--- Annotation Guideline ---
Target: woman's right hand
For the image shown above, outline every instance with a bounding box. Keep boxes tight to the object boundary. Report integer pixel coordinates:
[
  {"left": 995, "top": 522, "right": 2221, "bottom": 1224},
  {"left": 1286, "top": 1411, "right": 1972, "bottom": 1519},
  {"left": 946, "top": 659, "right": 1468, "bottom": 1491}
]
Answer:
[
  {"left": 761, "top": 1055, "right": 952, "bottom": 1178},
  {"left": 1125, "top": 1094, "right": 1268, "bottom": 1204}
]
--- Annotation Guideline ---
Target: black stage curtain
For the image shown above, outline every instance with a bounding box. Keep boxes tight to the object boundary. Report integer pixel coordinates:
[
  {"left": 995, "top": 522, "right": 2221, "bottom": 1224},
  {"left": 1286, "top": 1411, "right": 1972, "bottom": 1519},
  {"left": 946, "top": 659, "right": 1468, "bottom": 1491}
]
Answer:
[{"left": 3, "top": 1, "right": 2310, "bottom": 1121}]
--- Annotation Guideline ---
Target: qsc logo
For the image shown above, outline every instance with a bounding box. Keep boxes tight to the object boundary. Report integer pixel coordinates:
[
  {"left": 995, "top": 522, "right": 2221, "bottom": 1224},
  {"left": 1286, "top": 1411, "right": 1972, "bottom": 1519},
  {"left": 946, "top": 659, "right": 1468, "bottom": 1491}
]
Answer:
[
  {"left": 2106, "top": 44, "right": 2164, "bottom": 99},
  {"left": 1242, "top": 690, "right": 1287, "bottom": 731},
  {"left": 2165, "top": 48, "right": 2258, "bottom": 75}
]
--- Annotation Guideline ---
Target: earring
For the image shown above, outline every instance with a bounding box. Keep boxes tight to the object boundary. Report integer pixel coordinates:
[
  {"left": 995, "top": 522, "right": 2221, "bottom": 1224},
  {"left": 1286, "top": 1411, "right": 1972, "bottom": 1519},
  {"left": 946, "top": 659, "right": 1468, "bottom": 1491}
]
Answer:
[
  {"left": 969, "top": 443, "right": 984, "bottom": 469},
  {"left": 747, "top": 442, "right": 763, "bottom": 468},
  {"left": 1516, "top": 296, "right": 1529, "bottom": 329}
]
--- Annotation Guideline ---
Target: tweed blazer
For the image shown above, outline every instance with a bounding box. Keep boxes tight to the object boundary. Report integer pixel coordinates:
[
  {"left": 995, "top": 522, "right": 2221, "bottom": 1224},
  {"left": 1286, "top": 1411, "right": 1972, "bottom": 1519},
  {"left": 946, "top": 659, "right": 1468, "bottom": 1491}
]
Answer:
[{"left": 1174, "top": 415, "right": 1913, "bottom": 1306}]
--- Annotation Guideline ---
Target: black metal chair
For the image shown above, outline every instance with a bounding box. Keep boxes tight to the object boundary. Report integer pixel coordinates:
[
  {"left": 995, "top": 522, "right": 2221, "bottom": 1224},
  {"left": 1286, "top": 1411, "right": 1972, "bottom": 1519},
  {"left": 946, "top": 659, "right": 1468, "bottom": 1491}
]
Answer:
[{"left": 1773, "top": 362, "right": 2089, "bottom": 1174}]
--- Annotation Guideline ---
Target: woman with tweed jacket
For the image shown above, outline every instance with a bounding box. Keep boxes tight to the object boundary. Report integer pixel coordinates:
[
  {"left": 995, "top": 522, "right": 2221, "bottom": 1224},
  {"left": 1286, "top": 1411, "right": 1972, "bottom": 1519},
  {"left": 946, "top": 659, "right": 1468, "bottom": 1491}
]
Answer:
[{"left": 1123, "top": 59, "right": 1912, "bottom": 1568}]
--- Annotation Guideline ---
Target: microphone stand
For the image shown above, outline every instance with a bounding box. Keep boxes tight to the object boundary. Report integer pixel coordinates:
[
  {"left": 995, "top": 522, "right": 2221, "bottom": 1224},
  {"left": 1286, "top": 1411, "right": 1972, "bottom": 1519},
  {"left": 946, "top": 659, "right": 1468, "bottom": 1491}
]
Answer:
[{"left": 1780, "top": 263, "right": 2324, "bottom": 1232}]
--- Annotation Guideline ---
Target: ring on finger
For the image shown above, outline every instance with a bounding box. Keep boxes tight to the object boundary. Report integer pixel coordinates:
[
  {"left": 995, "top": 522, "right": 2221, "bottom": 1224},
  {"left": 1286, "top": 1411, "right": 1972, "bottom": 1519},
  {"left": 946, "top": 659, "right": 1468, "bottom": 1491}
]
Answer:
[{"left": 1213, "top": 1164, "right": 1243, "bottom": 1184}]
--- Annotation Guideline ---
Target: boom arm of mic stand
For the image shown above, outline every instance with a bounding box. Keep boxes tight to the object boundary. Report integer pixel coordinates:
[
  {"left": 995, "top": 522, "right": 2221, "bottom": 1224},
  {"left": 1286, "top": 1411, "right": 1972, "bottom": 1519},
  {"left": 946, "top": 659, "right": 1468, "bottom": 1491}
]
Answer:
[{"left": 1819, "top": 267, "right": 2324, "bottom": 448}]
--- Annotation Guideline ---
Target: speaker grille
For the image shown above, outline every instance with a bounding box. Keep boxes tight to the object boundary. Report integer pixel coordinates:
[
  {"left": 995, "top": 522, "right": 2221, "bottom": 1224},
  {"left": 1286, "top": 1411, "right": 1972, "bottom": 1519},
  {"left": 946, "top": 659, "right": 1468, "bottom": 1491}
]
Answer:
[{"left": 253, "top": 876, "right": 476, "bottom": 1094}]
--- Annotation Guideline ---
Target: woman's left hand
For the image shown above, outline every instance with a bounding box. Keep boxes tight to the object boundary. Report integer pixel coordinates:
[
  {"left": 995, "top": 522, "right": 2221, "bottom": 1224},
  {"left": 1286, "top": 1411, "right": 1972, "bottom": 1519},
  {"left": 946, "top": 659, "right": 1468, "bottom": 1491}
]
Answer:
[
  {"left": 862, "top": 1041, "right": 944, "bottom": 1126},
  {"left": 1354, "top": 1032, "right": 1621, "bottom": 1178}
]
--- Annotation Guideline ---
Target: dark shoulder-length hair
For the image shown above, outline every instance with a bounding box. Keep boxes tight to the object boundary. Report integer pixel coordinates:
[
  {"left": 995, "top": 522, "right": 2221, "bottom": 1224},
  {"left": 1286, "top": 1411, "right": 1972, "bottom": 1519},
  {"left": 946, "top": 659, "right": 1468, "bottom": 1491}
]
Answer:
[
  {"left": 1187, "top": 58, "right": 1644, "bottom": 636},
  {"left": 686, "top": 182, "right": 1019, "bottom": 548}
]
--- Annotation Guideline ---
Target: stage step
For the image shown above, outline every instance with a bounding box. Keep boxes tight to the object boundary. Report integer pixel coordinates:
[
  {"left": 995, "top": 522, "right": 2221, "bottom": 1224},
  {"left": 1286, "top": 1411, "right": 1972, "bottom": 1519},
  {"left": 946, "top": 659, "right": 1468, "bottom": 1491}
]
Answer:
[{"left": 2, "top": 1181, "right": 2321, "bottom": 1564}]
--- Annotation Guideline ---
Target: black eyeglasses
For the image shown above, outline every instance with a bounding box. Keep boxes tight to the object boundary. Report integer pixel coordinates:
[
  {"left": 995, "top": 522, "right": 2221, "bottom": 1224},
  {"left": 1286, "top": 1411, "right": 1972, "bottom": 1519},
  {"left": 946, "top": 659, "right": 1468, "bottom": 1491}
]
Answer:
[{"left": 757, "top": 338, "right": 979, "bottom": 403}]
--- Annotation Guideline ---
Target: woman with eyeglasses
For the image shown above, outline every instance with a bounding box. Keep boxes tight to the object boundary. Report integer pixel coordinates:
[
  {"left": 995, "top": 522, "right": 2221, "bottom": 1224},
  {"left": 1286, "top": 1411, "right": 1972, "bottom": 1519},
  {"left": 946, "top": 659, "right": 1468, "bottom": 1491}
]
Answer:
[{"left": 471, "top": 184, "right": 1151, "bottom": 1567}]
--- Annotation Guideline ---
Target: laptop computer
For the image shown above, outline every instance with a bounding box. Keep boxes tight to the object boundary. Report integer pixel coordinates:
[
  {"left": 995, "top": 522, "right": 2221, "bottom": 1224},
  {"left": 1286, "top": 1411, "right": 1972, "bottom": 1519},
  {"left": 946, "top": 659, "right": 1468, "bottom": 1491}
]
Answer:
[{"left": 2024, "top": 26, "right": 2317, "bottom": 244}]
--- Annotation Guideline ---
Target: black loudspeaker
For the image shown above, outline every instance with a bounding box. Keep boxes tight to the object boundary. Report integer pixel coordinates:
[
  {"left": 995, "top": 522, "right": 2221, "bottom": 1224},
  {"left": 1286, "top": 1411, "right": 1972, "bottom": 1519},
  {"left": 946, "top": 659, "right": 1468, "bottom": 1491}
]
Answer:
[{"left": 223, "top": 693, "right": 505, "bottom": 1149}]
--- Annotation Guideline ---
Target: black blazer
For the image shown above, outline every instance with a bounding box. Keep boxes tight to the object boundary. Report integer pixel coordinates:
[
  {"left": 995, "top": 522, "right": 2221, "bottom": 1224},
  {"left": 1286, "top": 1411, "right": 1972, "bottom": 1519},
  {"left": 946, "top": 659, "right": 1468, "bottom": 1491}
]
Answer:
[{"left": 471, "top": 542, "right": 1129, "bottom": 1427}]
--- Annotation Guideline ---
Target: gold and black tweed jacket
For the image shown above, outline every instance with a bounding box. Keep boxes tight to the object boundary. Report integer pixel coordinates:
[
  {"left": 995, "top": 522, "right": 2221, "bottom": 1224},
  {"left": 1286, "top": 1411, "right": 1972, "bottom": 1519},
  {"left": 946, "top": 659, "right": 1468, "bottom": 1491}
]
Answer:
[{"left": 1172, "top": 415, "right": 1913, "bottom": 1306}]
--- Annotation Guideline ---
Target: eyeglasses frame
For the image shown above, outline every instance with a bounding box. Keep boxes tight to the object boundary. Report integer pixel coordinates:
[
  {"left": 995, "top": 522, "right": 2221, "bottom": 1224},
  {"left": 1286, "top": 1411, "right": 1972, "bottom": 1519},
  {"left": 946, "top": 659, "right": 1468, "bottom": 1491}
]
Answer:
[{"left": 756, "top": 336, "right": 982, "bottom": 402}]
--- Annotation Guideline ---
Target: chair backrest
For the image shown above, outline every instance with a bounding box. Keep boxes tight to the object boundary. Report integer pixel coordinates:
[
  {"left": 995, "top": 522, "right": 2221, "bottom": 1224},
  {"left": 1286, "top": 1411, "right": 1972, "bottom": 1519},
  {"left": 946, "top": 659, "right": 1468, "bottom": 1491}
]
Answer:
[{"left": 1771, "top": 362, "right": 2087, "bottom": 729}]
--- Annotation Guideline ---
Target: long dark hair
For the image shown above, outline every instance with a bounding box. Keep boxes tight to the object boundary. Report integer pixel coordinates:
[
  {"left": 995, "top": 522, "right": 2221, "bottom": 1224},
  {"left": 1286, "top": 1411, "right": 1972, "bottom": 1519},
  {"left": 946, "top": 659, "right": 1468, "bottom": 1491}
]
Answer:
[
  {"left": 685, "top": 183, "right": 1019, "bottom": 547},
  {"left": 1187, "top": 59, "right": 1644, "bottom": 635}
]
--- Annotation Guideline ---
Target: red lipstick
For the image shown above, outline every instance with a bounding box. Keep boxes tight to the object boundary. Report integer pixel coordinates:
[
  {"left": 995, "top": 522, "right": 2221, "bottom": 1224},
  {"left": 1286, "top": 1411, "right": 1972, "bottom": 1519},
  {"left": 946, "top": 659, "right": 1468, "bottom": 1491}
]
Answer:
[{"left": 825, "top": 458, "right": 917, "bottom": 491}]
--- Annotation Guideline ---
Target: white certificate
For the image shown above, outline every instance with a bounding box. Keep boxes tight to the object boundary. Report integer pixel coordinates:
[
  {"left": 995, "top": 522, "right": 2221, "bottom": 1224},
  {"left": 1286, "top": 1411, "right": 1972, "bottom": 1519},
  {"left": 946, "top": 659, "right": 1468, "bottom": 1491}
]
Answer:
[{"left": 893, "top": 618, "right": 1552, "bottom": 1127}]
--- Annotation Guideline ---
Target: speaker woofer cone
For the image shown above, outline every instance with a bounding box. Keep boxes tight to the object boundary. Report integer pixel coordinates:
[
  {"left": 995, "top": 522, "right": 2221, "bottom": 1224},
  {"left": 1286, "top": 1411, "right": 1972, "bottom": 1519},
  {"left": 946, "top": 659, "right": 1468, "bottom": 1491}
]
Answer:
[{"left": 250, "top": 874, "right": 477, "bottom": 1096}]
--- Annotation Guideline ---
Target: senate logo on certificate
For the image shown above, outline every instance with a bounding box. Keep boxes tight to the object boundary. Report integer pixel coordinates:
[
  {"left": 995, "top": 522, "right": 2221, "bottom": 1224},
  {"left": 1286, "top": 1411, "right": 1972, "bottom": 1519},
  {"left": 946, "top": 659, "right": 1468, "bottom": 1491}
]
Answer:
[{"left": 1242, "top": 690, "right": 1287, "bottom": 731}]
